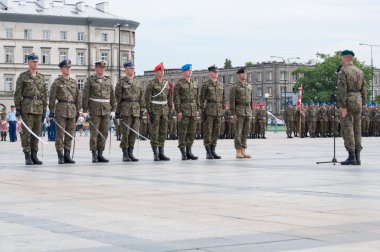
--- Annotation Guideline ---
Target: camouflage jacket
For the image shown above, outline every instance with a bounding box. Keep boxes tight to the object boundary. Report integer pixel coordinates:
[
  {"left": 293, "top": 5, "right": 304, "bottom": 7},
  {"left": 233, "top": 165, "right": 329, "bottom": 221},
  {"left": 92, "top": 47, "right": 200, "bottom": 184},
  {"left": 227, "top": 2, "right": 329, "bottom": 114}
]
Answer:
[
  {"left": 200, "top": 79, "right": 225, "bottom": 117},
  {"left": 256, "top": 109, "right": 267, "bottom": 121},
  {"left": 115, "top": 76, "right": 145, "bottom": 117},
  {"left": 337, "top": 64, "right": 367, "bottom": 113},
  {"left": 14, "top": 71, "right": 47, "bottom": 115},
  {"left": 284, "top": 107, "right": 295, "bottom": 121},
  {"left": 145, "top": 77, "right": 172, "bottom": 115},
  {"left": 82, "top": 75, "right": 117, "bottom": 116},
  {"left": 49, "top": 76, "right": 81, "bottom": 118},
  {"left": 173, "top": 78, "right": 200, "bottom": 117},
  {"left": 362, "top": 107, "right": 370, "bottom": 120},
  {"left": 229, "top": 81, "right": 252, "bottom": 116}
]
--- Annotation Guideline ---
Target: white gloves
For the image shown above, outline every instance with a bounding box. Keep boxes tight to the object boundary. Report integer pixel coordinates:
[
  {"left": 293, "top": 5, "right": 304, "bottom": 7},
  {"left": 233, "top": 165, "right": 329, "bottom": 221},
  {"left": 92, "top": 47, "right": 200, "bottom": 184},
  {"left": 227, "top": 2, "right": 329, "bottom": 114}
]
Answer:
[{"left": 110, "top": 111, "right": 116, "bottom": 118}]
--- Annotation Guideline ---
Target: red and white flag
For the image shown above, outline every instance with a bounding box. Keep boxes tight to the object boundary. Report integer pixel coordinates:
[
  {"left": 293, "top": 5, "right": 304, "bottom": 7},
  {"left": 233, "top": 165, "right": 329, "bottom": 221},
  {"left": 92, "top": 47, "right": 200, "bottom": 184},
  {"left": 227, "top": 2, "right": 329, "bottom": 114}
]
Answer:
[{"left": 296, "top": 85, "right": 303, "bottom": 107}]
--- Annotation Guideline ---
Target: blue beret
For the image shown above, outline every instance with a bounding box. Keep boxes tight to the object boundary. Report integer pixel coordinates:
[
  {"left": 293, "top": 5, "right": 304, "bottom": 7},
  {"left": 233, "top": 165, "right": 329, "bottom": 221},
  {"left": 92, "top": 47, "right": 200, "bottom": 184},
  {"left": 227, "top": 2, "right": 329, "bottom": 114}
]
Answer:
[
  {"left": 310, "top": 102, "right": 314, "bottom": 105},
  {"left": 321, "top": 102, "right": 325, "bottom": 105},
  {"left": 123, "top": 61, "right": 135, "bottom": 68},
  {"left": 181, "top": 64, "right": 192, "bottom": 72},
  {"left": 27, "top": 54, "right": 39, "bottom": 62},
  {"left": 59, "top": 59, "right": 71, "bottom": 68},
  {"left": 341, "top": 50, "right": 355, "bottom": 57}
]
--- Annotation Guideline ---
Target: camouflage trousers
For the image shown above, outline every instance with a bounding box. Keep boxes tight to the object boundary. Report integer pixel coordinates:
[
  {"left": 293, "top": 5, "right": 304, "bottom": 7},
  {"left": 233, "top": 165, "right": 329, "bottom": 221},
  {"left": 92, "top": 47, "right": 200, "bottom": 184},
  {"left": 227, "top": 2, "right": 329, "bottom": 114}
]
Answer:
[
  {"left": 234, "top": 115, "right": 251, "bottom": 149},
  {"left": 203, "top": 115, "right": 221, "bottom": 147},
  {"left": 150, "top": 113, "right": 168, "bottom": 147},
  {"left": 178, "top": 116, "right": 197, "bottom": 148},
  {"left": 55, "top": 116, "right": 76, "bottom": 151},
  {"left": 89, "top": 115, "right": 109, "bottom": 151},
  {"left": 308, "top": 120, "right": 316, "bottom": 134},
  {"left": 258, "top": 120, "right": 266, "bottom": 134},
  {"left": 20, "top": 113, "right": 42, "bottom": 152},
  {"left": 120, "top": 116, "right": 140, "bottom": 149},
  {"left": 286, "top": 120, "right": 294, "bottom": 136},
  {"left": 341, "top": 111, "right": 362, "bottom": 152},
  {"left": 362, "top": 119, "right": 370, "bottom": 134}
]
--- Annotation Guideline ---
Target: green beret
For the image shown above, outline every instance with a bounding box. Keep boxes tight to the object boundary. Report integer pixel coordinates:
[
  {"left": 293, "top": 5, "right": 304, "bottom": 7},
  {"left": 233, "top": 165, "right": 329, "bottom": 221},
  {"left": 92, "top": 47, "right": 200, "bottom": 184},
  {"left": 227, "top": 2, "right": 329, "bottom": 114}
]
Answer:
[{"left": 341, "top": 50, "right": 355, "bottom": 57}]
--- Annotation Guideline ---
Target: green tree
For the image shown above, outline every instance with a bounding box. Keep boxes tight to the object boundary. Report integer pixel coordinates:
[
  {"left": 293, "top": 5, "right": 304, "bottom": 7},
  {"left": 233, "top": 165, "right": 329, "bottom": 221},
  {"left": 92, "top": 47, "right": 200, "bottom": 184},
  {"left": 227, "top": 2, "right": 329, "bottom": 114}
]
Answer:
[
  {"left": 224, "top": 58, "right": 232, "bottom": 69},
  {"left": 245, "top": 61, "right": 254, "bottom": 67},
  {"left": 294, "top": 52, "right": 372, "bottom": 102}
]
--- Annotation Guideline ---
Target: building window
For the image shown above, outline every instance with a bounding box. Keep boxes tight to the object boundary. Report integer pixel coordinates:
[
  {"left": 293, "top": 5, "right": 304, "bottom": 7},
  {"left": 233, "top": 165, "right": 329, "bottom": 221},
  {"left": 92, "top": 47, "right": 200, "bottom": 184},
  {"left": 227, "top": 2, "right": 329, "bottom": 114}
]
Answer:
[
  {"left": 266, "top": 71, "right": 273, "bottom": 81},
  {"left": 267, "top": 87, "right": 273, "bottom": 96},
  {"left": 291, "top": 72, "right": 298, "bottom": 83},
  {"left": 219, "top": 75, "right": 226, "bottom": 84},
  {"left": 121, "top": 52, "right": 129, "bottom": 65},
  {"left": 24, "top": 29, "right": 32, "bottom": 39},
  {"left": 248, "top": 73, "right": 253, "bottom": 83},
  {"left": 101, "top": 33, "right": 108, "bottom": 42},
  {"left": 23, "top": 47, "right": 33, "bottom": 63},
  {"left": 60, "top": 31, "right": 67, "bottom": 40},
  {"left": 202, "top": 76, "right": 208, "bottom": 82},
  {"left": 281, "top": 87, "right": 286, "bottom": 97},
  {"left": 280, "top": 71, "right": 288, "bottom": 81},
  {"left": 77, "top": 79, "right": 85, "bottom": 91},
  {"left": 257, "top": 72, "right": 262, "bottom": 82},
  {"left": 59, "top": 50, "right": 68, "bottom": 62},
  {"left": 257, "top": 87, "right": 262, "bottom": 98},
  {"left": 228, "top": 75, "right": 234, "bottom": 84},
  {"left": 41, "top": 49, "right": 50, "bottom": 64},
  {"left": 77, "top": 51, "right": 85, "bottom": 65},
  {"left": 131, "top": 32, "right": 135, "bottom": 45},
  {"left": 100, "top": 52, "right": 109, "bottom": 63},
  {"left": 5, "top": 47, "right": 14, "bottom": 63},
  {"left": 78, "top": 32, "right": 85, "bottom": 41},
  {"left": 5, "top": 28, "right": 13, "bottom": 38},
  {"left": 42, "top": 30, "right": 50, "bottom": 40},
  {"left": 5, "top": 77, "right": 14, "bottom": 92},
  {"left": 121, "top": 33, "right": 129, "bottom": 44}
]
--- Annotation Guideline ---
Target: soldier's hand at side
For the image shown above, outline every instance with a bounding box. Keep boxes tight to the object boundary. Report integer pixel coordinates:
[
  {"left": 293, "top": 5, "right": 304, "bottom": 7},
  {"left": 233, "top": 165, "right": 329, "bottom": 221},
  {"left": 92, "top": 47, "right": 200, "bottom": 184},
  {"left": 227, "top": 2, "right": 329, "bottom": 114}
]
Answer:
[
  {"left": 110, "top": 111, "right": 116, "bottom": 119},
  {"left": 340, "top": 108, "right": 347, "bottom": 118},
  {"left": 177, "top": 112, "right": 182, "bottom": 122}
]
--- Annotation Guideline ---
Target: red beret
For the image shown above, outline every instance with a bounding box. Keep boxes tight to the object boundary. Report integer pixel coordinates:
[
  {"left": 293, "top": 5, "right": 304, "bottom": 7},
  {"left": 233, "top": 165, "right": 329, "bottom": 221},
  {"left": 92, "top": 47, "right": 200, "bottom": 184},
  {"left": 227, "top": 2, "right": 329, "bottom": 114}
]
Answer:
[{"left": 154, "top": 63, "right": 164, "bottom": 72}]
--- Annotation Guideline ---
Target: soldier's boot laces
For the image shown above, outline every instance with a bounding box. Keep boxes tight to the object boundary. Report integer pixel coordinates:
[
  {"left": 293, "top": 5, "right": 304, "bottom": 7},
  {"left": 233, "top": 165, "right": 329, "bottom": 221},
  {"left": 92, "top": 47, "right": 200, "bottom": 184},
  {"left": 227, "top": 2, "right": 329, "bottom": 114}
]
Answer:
[
  {"left": 64, "top": 149, "right": 75, "bottom": 164},
  {"left": 210, "top": 146, "right": 221, "bottom": 159},
  {"left": 206, "top": 147, "right": 214, "bottom": 160},
  {"left": 355, "top": 150, "right": 361, "bottom": 165},
  {"left": 152, "top": 146, "right": 160, "bottom": 161},
  {"left": 128, "top": 147, "right": 139, "bottom": 162},
  {"left": 158, "top": 147, "right": 170, "bottom": 161},
  {"left": 180, "top": 147, "right": 187, "bottom": 160},
  {"left": 186, "top": 146, "right": 198, "bottom": 160},
  {"left": 236, "top": 149, "right": 244, "bottom": 159},
  {"left": 341, "top": 151, "right": 357, "bottom": 165},
  {"left": 31, "top": 151, "right": 43, "bottom": 165},
  {"left": 241, "top": 148, "right": 252, "bottom": 159},
  {"left": 92, "top": 150, "right": 98, "bottom": 163},
  {"left": 97, "top": 150, "right": 109, "bottom": 163},
  {"left": 24, "top": 151, "right": 33, "bottom": 165},
  {"left": 122, "top": 148, "right": 131, "bottom": 162},
  {"left": 57, "top": 150, "right": 65, "bottom": 164}
]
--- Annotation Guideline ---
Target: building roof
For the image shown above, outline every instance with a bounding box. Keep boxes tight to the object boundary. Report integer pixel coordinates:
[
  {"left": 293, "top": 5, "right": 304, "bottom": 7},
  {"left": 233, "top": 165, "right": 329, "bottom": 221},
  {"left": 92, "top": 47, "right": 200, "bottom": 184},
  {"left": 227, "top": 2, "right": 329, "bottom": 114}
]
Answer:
[{"left": 0, "top": 0, "right": 139, "bottom": 28}]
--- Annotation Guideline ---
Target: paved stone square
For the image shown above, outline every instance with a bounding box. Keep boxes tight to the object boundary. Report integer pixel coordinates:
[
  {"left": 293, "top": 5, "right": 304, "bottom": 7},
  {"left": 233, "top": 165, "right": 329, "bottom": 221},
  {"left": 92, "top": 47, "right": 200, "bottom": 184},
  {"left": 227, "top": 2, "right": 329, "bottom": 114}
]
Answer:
[{"left": 0, "top": 132, "right": 380, "bottom": 252}]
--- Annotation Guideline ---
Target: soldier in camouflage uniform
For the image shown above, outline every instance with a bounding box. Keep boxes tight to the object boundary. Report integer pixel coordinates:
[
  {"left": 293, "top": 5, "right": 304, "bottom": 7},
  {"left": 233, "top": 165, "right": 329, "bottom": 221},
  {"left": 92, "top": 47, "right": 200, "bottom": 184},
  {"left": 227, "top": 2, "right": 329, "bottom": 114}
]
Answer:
[
  {"left": 114, "top": 118, "right": 121, "bottom": 141},
  {"left": 250, "top": 105, "right": 256, "bottom": 138},
  {"left": 284, "top": 101, "right": 295, "bottom": 138},
  {"left": 257, "top": 105, "right": 267, "bottom": 139},
  {"left": 295, "top": 104, "right": 306, "bottom": 138},
  {"left": 361, "top": 103, "right": 370, "bottom": 137},
  {"left": 115, "top": 62, "right": 145, "bottom": 162},
  {"left": 320, "top": 102, "right": 329, "bottom": 137},
  {"left": 49, "top": 60, "right": 81, "bottom": 164},
  {"left": 306, "top": 102, "right": 317, "bottom": 138},
  {"left": 224, "top": 105, "right": 233, "bottom": 139},
  {"left": 173, "top": 64, "right": 199, "bottom": 160},
  {"left": 200, "top": 65, "right": 225, "bottom": 159},
  {"left": 145, "top": 63, "right": 172, "bottom": 161},
  {"left": 230, "top": 67, "right": 252, "bottom": 158},
  {"left": 14, "top": 54, "right": 47, "bottom": 165},
  {"left": 168, "top": 107, "right": 177, "bottom": 140},
  {"left": 337, "top": 50, "right": 367, "bottom": 165},
  {"left": 82, "top": 60, "right": 117, "bottom": 163}
]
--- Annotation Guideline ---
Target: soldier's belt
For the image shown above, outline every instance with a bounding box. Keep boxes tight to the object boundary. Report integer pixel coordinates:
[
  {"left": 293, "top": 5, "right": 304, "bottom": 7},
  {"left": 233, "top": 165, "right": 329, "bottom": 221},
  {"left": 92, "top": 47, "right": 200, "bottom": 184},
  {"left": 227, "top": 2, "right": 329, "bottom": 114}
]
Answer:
[
  {"left": 23, "top": 96, "right": 43, "bottom": 101},
  {"left": 58, "top": 100, "right": 75, "bottom": 104},
  {"left": 207, "top": 100, "right": 222, "bottom": 104},
  {"left": 90, "top": 98, "right": 110, "bottom": 103},
  {"left": 151, "top": 101, "right": 167, "bottom": 105},
  {"left": 236, "top": 102, "right": 250, "bottom": 106},
  {"left": 121, "top": 99, "right": 139, "bottom": 103}
]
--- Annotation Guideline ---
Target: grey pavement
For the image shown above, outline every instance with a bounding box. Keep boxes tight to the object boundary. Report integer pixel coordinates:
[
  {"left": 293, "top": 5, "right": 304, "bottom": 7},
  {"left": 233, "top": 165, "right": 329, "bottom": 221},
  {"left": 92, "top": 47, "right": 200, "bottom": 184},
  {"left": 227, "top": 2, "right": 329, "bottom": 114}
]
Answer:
[{"left": 0, "top": 132, "right": 380, "bottom": 252}]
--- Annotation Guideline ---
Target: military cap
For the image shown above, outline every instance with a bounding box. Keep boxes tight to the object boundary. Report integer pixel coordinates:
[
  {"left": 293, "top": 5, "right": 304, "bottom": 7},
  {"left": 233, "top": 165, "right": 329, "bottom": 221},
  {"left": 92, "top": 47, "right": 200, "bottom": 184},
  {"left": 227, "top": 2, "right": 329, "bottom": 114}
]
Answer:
[
  {"left": 181, "top": 64, "right": 192, "bottom": 72},
  {"left": 123, "top": 61, "right": 135, "bottom": 68},
  {"left": 321, "top": 102, "right": 325, "bottom": 106},
  {"left": 341, "top": 50, "right": 355, "bottom": 57},
  {"left": 59, "top": 59, "right": 71, "bottom": 68},
  {"left": 208, "top": 65, "right": 219, "bottom": 72},
  {"left": 236, "top": 67, "right": 246, "bottom": 74},
  {"left": 27, "top": 53, "right": 39, "bottom": 62},
  {"left": 310, "top": 102, "right": 314, "bottom": 105},
  {"left": 154, "top": 63, "right": 164, "bottom": 72},
  {"left": 95, "top": 60, "right": 107, "bottom": 67}
]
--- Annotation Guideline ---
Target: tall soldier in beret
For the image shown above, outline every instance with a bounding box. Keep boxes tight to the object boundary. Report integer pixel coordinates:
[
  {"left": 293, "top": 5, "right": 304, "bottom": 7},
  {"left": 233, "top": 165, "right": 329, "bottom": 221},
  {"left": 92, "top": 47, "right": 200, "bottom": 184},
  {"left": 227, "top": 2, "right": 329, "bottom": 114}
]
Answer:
[
  {"left": 284, "top": 101, "right": 295, "bottom": 138},
  {"left": 337, "top": 50, "right": 367, "bottom": 165},
  {"left": 115, "top": 61, "right": 145, "bottom": 162},
  {"left": 145, "top": 63, "right": 172, "bottom": 161},
  {"left": 49, "top": 60, "right": 81, "bottom": 164},
  {"left": 82, "top": 60, "right": 117, "bottom": 163},
  {"left": 174, "top": 64, "right": 200, "bottom": 160},
  {"left": 200, "top": 65, "right": 225, "bottom": 159},
  {"left": 230, "top": 67, "right": 252, "bottom": 158},
  {"left": 14, "top": 53, "right": 47, "bottom": 165}
]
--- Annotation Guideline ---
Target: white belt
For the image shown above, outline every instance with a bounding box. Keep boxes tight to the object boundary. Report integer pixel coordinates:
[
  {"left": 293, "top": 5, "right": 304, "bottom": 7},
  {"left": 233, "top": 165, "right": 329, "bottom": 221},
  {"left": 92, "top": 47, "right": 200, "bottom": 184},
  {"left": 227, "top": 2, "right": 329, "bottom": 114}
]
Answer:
[
  {"left": 90, "top": 98, "right": 110, "bottom": 103},
  {"left": 152, "top": 101, "right": 167, "bottom": 105}
]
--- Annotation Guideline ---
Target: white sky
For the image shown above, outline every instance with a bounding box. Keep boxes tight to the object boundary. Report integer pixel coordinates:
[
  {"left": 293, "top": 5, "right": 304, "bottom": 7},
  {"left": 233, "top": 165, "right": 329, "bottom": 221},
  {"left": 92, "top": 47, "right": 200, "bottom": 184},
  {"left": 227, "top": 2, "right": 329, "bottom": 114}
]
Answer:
[{"left": 82, "top": 0, "right": 380, "bottom": 74}]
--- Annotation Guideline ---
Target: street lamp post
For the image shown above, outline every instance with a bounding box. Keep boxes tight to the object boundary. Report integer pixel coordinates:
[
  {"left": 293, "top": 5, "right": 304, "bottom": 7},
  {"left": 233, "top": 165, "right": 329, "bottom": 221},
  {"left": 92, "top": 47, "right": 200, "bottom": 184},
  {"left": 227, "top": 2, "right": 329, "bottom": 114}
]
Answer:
[
  {"left": 359, "top": 43, "right": 380, "bottom": 102},
  {"left": 264, "top": 93, "right": 270, "bottom": 111},
  {"left": 115, "top": 23, "right": 129, "bottom": 80},
  {"left": 270, "top": 56, "right": 300, "bottom": 110}
]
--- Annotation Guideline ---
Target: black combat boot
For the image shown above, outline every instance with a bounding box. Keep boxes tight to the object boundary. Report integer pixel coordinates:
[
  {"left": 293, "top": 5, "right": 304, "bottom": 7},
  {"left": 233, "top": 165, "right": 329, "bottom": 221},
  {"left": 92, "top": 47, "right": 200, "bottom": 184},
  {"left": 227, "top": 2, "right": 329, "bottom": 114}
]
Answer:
[
  {"left": 341, "top": 151, "right": 357, "bottom": 165},
  {"left": 152, "top": 146, "right": 160, "bottom": 161},
  {"left": 158, "top": 147, "right": 170, "bottom": 161},
  {"left": 57, "top": 150, "right": 65, "bottom": 164},
  {"left": 128, "top": 147, "right": 139, "bottom": 162},
  {"left": 210, "top": 146, "right": 221, "bottom": 159},
  {"left": 24, "top": 151, "right": 33, "bottom": 165},
  {"left": 64, "top": 149, "right": 75, "bottom": 164},
  {"left": 97, "top": 150, "right": 109, "bottom": 163},
  {"left": 206, "top": 147, "right": 214, "bottom": 160},
  {"left": 355, "top": 150, "right": 361, "bottom": 165},
  {"left": 186, "top": 146, "right": 198, "bottom": 160},
  {"left": 92, "top": 150, "right": 98, "bottom": 163},
  {"left": 31, "top": 151, "right": 43, "bottom": 165},
  {"left": 122, "top": 148, "right": 131, "bottom": 162},
  {"left": 180, "top": 147, "right": 187, "bottom": 160}
]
